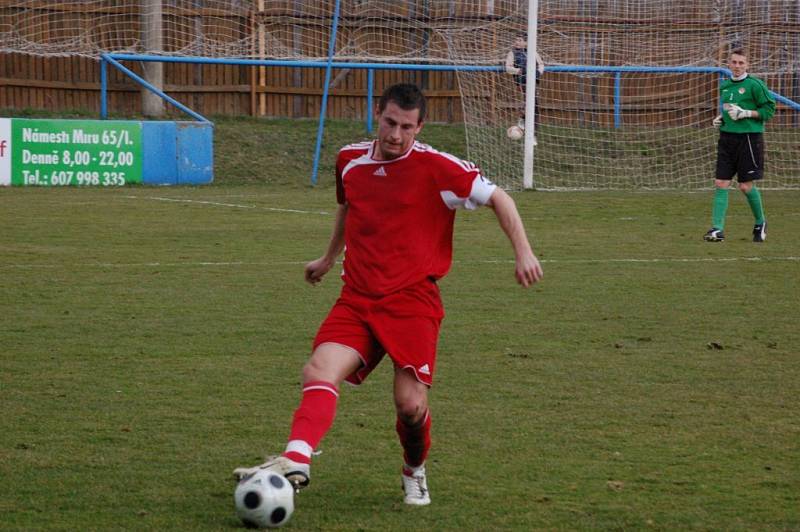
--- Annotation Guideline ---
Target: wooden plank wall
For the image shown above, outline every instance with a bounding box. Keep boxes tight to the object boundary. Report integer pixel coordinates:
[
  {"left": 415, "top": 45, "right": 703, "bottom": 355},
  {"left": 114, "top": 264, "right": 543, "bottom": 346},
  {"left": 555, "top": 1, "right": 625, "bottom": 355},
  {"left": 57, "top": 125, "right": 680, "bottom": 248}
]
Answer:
[
  {"left": 0, "top": 51, "right": 463, "bottom": 122},
  {"left": 0, "top": 52, "right": 252, "bottom": 117}
]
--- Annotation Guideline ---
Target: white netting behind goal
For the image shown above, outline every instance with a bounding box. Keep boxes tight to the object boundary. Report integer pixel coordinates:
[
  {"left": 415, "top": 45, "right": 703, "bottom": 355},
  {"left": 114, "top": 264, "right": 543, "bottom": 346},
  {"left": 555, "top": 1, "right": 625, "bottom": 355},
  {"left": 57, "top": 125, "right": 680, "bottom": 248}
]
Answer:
[
  {"left": 0, "top": 1, "right": 502, "bottom": 62},
  {"left": 445, "top": 1, "right": 800, "bottom": 189},
  {"left": 2, "top": 1, "right": 799, "bottom": 189}
]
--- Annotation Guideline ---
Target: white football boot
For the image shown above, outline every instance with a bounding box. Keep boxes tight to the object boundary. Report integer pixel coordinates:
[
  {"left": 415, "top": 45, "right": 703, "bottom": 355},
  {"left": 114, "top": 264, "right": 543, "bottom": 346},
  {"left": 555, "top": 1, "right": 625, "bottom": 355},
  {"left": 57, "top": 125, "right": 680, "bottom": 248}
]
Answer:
[
  {"left": 401, "top": 465, "right": 431, "bottom": 506},
  {"left": 233, "top": 455, "right": 310, "bottom": 491}
]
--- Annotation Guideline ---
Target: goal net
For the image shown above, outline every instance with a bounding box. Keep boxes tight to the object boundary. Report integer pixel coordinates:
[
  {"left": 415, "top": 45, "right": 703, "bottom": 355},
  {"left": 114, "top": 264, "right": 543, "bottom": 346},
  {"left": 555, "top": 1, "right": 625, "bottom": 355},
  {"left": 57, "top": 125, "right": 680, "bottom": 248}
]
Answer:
[
  {"left": 2, "top": 1, "right": 798, "bottom": 190},
  {"left": 446, "top": 1, "right": 800, "bottom": 190}
]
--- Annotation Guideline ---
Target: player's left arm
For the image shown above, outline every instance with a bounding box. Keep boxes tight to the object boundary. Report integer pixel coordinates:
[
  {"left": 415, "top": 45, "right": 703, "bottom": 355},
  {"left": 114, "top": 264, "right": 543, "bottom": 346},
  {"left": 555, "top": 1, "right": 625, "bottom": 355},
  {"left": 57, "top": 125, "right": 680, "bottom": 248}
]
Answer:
[
  {"left": 485, "top": 188, "right": 543, "bottom": 288},
  {"left": 727, "top": 80, "right": 777, "bottom": 121},
  {"left": 752, "top": 80, "right": 777, "bottom": 121}
]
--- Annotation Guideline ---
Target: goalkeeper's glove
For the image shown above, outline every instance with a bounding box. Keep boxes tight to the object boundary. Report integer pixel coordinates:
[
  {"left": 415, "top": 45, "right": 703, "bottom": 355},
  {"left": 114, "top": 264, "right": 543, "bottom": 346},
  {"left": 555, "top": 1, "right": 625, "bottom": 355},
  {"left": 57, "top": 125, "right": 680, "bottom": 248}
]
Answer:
[
  {"left": 726, "top": 103, "right": 756, "bottom": 121},
  {"left": 712, "top": 114, "right": 723, "bottom": 128}
]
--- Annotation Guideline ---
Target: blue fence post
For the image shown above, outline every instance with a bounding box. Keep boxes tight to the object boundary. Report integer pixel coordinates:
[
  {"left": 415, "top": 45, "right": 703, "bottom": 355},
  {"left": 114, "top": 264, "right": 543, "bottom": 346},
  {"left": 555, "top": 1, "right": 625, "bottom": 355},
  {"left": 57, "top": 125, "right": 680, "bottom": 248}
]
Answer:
[
  {"left": 311, "top": 0, "right": 342, "bottom": 186},
  {"left": 100, "top": 56, "right": 108, "bottom": 119},
  {"left": 366, "top": 68, "right": 374, "bottom": 133}
]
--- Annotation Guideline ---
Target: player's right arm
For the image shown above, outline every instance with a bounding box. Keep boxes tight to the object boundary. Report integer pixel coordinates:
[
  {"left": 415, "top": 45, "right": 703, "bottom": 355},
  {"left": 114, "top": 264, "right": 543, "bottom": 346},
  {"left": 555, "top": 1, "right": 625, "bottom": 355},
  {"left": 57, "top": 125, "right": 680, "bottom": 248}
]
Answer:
[
  {"left": 305, "top": 146, "right": 361, "bottom": 285},
  {"left": 305, "top": 202, "right": 347, "bottom": 285}
]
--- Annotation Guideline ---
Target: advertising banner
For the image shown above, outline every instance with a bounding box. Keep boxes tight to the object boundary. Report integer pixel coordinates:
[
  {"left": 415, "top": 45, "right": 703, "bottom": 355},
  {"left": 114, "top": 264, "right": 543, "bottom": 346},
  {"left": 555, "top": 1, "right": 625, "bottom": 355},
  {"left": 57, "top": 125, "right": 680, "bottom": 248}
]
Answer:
[{"left": 2, "top": 118, "right": 143, "bottom": 186}]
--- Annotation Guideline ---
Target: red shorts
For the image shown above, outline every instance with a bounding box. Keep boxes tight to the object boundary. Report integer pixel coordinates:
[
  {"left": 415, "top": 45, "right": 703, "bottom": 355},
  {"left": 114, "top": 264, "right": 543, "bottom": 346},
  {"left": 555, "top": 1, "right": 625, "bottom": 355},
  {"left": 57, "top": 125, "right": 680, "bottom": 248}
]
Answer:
[{"left": 313, "top": 279, "right": 444, "bottom": 387}]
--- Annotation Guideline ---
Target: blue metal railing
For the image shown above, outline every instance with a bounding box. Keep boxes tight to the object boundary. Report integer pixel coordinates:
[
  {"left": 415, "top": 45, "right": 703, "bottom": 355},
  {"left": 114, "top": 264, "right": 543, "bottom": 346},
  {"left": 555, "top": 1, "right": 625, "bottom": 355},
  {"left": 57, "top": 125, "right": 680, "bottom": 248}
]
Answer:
[
  {"left": 99, "top": 56, "right": 800, "bottom": 184},
  {"left": 101, "top": 54, "right": 211, "bottom": 123},
  {"left": 100, "top": 53, "right": 506, "bottom": 184}
]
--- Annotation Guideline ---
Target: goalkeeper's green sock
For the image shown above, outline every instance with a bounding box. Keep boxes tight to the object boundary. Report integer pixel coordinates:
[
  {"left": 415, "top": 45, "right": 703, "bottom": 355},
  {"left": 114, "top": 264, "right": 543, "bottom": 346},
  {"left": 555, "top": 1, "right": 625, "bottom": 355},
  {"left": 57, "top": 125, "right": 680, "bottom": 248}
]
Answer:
[
  {"left": 711, "top": 187, "right": 729, "bottom": 230},
  {"left": 745, "top": 186, "right": 765, "bottom": 225}
]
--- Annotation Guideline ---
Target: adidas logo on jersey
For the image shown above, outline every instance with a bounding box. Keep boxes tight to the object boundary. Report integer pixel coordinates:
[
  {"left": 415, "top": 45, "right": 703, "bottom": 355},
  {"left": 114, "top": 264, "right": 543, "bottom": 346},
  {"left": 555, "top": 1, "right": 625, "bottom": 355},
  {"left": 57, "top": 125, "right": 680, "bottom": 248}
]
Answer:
[
  {"left": 373, "top": 166, "right": 387, "bottom": 176},
  {"left": 418, "top": 364, "right": 431, "bottom": 376}
]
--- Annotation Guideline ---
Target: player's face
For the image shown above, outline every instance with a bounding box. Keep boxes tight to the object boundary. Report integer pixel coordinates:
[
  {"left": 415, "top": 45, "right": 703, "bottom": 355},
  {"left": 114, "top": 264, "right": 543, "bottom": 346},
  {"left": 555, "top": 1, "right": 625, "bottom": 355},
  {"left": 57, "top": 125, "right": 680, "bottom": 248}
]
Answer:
[
  {"left": 375, "top": 102, "right": 423, "bottom": 160},
  {"left": 729, "top": 53, "right": 748, "bottom": 77}
]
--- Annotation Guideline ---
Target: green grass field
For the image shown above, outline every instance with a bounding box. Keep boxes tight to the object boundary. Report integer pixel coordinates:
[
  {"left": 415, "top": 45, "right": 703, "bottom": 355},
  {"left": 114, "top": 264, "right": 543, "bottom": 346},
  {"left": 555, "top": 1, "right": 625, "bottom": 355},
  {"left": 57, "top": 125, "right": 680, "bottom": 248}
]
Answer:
[{"left": 1, "top": 116, "right": 799, "bottom": 530}]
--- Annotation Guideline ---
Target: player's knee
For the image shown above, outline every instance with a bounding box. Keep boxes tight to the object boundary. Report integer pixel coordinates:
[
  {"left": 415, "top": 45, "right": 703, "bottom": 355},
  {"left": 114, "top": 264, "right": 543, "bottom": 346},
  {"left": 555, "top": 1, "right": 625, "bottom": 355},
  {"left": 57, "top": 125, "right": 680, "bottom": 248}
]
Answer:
[
  {"left": 395, "top": 395, "right": 427, "bottom": 425},
  {"left": 301, "top": 343, "right": 362, "bottom": 384},
  {"left": 301, "top": 359, "right": 323, "bottom": 383},
  {"left": 738, "top": 181, "right": 753, "bottom": 193},
  {"left": 714, "top": 179, "right": 732, "bottom": 189},
  {"left": 301, "top": 355, "right": 337, "bottom": 383}
]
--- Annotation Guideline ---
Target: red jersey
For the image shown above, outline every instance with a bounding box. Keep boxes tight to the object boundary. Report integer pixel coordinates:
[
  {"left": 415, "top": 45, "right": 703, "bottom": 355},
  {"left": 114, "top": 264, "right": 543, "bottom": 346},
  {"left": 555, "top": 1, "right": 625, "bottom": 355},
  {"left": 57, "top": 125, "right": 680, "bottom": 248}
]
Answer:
[{"left": 335, "top": 140, "right": 497, "bottom": 297}]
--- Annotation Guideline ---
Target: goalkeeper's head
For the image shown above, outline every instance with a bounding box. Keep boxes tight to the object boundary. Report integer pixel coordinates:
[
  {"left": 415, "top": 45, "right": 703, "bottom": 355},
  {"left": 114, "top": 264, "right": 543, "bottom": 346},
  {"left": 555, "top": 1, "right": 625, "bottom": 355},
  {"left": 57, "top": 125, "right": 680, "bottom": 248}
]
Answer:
[{"left": 728, "top": 48, "right": 749, "bottom": 78}]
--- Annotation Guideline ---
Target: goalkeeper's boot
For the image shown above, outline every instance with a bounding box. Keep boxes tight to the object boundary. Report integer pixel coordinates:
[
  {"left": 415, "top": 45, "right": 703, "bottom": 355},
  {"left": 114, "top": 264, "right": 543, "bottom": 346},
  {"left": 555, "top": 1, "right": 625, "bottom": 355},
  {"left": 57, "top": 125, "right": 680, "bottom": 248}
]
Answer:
[
  {"left": 233, "top": 455, "right": 310, "bottom": 491},
  {"left": 753, "top": 220, "right": 767, "bottom": 242},
  {"left": 703, "top": 228, "right": 725, "bottom": 242},
  {"left": 401, "top": 465, "right": 431, "bottom": 506}
]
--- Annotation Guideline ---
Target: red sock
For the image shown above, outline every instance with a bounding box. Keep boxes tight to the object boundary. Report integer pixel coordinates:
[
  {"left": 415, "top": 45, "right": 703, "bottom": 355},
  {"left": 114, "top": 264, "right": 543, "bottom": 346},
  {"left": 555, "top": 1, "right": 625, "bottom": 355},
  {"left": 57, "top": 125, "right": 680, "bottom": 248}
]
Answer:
[
  {"left": 283, "top": 381, "right": 338, "bottom": 464},
  {"left": 396, "top": 410, "right": 431, "bottom": 469}
]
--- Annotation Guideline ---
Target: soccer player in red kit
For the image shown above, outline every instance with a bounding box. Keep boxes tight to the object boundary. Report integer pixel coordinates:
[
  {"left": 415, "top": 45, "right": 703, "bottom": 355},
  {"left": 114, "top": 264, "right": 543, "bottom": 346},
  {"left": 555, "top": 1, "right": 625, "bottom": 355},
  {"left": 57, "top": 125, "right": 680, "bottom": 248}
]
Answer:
[{"left": 234, "top": 83, "right": 543, "bottom": 505}]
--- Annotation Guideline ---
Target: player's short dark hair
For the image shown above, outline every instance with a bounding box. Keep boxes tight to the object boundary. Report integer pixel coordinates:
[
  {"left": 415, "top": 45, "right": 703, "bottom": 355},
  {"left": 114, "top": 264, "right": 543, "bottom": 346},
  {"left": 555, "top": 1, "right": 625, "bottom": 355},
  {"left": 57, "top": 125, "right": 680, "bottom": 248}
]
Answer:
[
  {"left": 730, "top": 47, "right": 748, "bottom": 58},
  {"left": 378, "top": 83, "right": 427, "bottom": 123}
]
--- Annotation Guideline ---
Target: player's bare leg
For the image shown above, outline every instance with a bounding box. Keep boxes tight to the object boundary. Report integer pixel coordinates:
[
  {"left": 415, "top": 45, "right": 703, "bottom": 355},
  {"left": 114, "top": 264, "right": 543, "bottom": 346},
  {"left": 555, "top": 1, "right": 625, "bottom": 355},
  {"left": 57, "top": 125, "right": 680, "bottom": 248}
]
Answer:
[
  {"left": 394, "top": 367, "right": 432, "bottom": 505},
  {"left": 234, "top": 343, "right": 362, "bottom": 491}
]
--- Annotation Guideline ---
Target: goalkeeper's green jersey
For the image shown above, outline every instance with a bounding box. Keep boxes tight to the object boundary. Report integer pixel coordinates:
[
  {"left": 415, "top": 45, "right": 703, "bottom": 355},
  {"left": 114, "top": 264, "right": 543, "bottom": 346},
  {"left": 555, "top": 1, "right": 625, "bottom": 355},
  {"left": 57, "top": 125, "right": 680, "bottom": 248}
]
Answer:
[{"left": 720, "top": 74, "right": 776, "bottom": 134}]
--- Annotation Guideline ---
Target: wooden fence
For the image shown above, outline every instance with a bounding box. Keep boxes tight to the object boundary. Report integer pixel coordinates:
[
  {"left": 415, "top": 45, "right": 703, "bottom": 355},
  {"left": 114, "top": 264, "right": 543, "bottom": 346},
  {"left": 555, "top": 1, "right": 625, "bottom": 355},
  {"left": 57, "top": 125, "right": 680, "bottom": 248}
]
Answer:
[{"left": 0, "top": 52, "right": 465, "bottom": 122}]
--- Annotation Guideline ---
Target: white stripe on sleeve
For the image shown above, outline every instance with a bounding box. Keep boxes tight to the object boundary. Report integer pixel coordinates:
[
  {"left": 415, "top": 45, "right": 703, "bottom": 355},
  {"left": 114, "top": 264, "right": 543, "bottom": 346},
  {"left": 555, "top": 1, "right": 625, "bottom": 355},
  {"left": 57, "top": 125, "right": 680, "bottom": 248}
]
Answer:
[{"left": 439, "top": 175, "right": 497, "bottom": 210}]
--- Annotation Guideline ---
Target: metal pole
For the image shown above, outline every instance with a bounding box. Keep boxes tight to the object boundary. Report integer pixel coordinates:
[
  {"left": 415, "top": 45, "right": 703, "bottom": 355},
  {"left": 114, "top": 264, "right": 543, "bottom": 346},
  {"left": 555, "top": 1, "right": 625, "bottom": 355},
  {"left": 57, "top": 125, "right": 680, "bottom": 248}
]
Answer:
[
  {"left": 311, "top": 0, "right": 342, "bottom": 186},
  {"left": 367, "top": 68, "right": 374, "bottom": 133},
  {"left": 102, "top": 54, "right": 211, "bottom": 123},
  {"left": 522, "top": 0, "right": 538, "bottom": 189},
  {"left": 106, "top": 54, "right": 505, "bottom": 72},
  {"left": 100, "top": 57, "right": 108, "bottom": 119},
  {"left": 141, "top": 0, "right": 165, "bottom": 117}
]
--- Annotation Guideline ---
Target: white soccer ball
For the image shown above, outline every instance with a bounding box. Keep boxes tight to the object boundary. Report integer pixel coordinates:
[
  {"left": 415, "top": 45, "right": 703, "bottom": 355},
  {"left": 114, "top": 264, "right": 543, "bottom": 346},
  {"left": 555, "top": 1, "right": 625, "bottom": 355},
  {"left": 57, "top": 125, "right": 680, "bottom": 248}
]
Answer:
[
  {"left": 234, "top": 470, "right": 295, "bottom": 529},
  {"left": 506, "top": 125, "right": 524, "bottom": 140}
]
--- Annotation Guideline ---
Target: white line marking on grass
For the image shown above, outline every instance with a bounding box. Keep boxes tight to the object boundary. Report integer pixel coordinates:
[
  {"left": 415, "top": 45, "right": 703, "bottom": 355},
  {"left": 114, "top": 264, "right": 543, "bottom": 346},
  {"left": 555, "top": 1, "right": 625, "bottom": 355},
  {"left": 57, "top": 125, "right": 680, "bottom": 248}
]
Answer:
[
  {"left": 1, "top": 260, "right": 311, "bottom": 269},
  {"left": 3, "top": 256, "right": 799, "bottom": 270},
  {"left": 468, "top": 256, "right": 800, "bottom": 264},
  {"left": 122, "top": 195, "right": 331, "bottom": 215}
]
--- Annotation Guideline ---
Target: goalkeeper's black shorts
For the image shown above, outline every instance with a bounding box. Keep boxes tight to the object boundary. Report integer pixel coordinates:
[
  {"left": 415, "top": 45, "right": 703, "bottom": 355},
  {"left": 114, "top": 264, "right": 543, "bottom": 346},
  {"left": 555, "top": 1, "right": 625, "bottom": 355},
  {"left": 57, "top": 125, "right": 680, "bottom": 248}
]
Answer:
[{"left": 715, "top": 131, "right": 764, "bottom": 182}]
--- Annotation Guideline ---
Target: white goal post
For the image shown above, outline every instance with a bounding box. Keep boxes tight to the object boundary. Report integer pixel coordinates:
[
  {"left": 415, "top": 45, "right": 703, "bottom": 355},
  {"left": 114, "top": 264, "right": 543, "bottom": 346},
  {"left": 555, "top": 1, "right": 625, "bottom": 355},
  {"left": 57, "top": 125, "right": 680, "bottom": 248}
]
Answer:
[{"left": 523, "top": 0, "right": 539, "bottom": 189}]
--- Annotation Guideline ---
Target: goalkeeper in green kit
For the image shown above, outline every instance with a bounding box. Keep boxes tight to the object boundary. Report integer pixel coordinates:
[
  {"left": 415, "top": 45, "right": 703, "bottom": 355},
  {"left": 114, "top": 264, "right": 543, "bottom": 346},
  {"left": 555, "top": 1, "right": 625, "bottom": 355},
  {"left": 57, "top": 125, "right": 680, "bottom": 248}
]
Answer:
[{"left": 704, "top": 48, "right": 776, "bottom": 243}]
